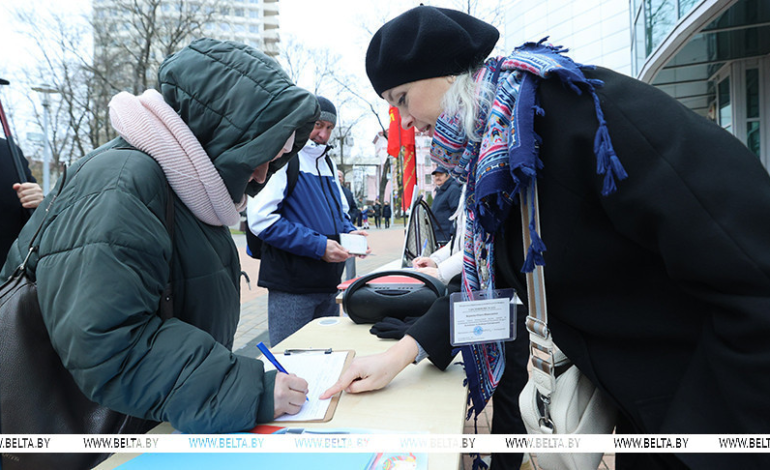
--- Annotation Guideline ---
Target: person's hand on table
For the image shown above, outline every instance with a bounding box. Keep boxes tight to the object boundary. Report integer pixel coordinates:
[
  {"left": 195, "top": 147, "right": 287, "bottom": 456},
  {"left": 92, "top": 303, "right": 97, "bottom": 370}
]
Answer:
[
  {"left": 411, "top": 257, "right": 436, "bottom": 269},
  {"left": 13, "top": 182, "right": 44, "bottom": 209},
  {"left": 322, "top": 239, "right": 351, "bottom": 263},
  {"left": 320, "top": 335, "right": 419, "bottom": 399},
  {"left": 273, "top": 373, "right": 309, "bottom": 419}
]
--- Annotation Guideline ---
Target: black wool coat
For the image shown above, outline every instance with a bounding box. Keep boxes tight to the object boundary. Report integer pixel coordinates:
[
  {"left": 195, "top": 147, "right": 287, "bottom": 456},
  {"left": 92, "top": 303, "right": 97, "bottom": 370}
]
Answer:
[
  {"left": 410, "top": 66, "right": 770, "bottom": 470},
  {"left": 431, "top": 177, "right": 461, "bottom": 242},
  {"left": 497, "top": 67, "right": 770, "bottom": 469}
]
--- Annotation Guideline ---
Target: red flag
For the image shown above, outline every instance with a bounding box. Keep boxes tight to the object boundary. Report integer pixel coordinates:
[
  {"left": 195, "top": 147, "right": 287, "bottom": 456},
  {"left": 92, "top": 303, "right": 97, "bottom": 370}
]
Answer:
[
  {"left": 402, "top": 126, "right": 416, "bottom": 212},
  {"left": 387, "top": 106, "right": 401, "bottom": 157}
]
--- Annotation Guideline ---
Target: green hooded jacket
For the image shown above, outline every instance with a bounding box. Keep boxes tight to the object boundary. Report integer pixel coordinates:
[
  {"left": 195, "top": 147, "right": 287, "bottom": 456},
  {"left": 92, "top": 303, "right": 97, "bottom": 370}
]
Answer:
[{"left": 1, "top": 39, "right": 319, "bottom": 433}]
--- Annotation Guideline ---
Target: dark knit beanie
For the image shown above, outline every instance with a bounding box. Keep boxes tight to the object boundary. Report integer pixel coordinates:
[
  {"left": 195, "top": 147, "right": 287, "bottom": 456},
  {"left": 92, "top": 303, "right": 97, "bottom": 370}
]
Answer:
[
  {"left": 366, "top": 6, "right": 499, "bottom": 97},
  {"left": 316, "top": 95, "right": 337, "bottom": 125}
]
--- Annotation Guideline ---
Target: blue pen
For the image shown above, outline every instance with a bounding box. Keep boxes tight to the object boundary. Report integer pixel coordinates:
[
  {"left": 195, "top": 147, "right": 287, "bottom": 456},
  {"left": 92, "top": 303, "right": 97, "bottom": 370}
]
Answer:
[
  {"left": 257, "top": 342, "right": 309, "bottom": 401},
  {"left": 420, "top": 239, "right": 428, "bottom": 257},
  {"left": 257, "top": 342, "right": 288, "bottom": 373}
]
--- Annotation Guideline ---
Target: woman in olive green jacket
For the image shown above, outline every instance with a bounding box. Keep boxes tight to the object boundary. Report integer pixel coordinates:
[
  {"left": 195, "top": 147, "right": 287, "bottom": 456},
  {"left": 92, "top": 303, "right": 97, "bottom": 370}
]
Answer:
[{"left": 2, "top": 39, "right": 318, "bottom": 433}]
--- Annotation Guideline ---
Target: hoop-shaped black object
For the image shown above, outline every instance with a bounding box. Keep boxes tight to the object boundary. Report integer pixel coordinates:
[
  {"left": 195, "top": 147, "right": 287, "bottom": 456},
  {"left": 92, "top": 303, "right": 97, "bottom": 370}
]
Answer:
[{"left": 342, "top": 270, "right": 446, "bottom": 325}]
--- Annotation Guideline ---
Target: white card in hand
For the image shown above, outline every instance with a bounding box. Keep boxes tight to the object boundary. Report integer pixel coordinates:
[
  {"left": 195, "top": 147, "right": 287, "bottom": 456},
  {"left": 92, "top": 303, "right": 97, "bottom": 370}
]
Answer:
[{"left": 339, "top": 233, "right": 367, "bottom": 255}]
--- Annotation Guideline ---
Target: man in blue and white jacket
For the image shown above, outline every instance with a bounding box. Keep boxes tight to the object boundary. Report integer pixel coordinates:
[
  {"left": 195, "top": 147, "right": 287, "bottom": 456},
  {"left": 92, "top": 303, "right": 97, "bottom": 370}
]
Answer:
[{"left": 248, "top": 96, "right": 368, "bottom": 345}]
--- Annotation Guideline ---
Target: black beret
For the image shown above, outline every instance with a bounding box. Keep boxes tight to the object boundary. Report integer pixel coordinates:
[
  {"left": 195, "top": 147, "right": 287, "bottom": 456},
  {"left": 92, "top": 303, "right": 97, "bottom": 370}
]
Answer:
[{"left": 366, "top": 6, "right": 499, "bottom": 97}]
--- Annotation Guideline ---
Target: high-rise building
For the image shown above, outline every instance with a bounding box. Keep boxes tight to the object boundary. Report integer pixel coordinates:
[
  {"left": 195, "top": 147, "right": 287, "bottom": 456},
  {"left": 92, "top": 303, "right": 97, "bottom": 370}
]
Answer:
[{"left": 92, "top": 0, "right": 280, "bottom": 58}]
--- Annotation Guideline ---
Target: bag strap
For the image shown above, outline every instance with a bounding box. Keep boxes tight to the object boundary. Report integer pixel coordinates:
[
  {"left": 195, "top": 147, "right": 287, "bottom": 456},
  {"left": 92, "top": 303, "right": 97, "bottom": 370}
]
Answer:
[
  {"left": 158, "top": 184, "right": 175, "bottom": 320},
  {"left": 12, "top": 166, "right": 69, "bottom": 278},
  {"left": 520, "top": 181, "right": 560, "bottom": 433}
]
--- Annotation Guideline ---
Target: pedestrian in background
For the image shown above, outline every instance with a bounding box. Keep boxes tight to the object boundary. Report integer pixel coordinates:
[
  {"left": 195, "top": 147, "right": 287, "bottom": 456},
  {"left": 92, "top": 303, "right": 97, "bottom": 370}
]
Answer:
[
  {"left": 373, "top": 198, "right": 382, "bottom": 229},
  {"left": 0, "top": 138, "right": 44, "bottom": 268},
  {"left": 324, "top": 6, "right": 770, "bottom": 470},
  {"left": 382, "top": 200, "right": 392, "bottom": 228},
  {"left": 361, "top": 204, "right": 370, "bottom": 229},
  {"left": 429, "top": 165, "right": 461, "bottom": 245},
  {"left": 338, "top": 169, "right": 358, "bottom": 227}
]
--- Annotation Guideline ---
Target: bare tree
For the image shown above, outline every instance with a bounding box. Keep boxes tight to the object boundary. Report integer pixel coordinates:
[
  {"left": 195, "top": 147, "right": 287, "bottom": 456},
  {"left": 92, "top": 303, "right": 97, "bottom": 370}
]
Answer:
[
  {"left": 12, "top": 0, "right": 222, "bottom": 175},
  {"left": 276, "top": 37, "right": 380, "bottom": 198},
  {"left": 13, "top": 7, "right": 94, "bottom": 170}
]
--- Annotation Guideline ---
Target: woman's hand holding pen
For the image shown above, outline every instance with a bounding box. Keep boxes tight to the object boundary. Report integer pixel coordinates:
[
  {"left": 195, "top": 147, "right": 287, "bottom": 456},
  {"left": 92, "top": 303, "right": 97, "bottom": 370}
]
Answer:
[
  {"left": 411, "top": 257, "right": 436, "bottom": 269},
  {"left": 412, "top": 257, "right": 439, "bottom": 279},
  {"left": 273, "top": 373, "right": 309, "bottom": 419},
  {"left": 320, "top": 336, "right": 419, "bottom": 399}
]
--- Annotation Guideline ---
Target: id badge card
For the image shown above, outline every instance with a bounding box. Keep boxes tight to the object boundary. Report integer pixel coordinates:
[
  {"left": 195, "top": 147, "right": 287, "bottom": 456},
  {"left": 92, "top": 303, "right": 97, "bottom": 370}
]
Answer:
[{"left": 449, "top": 289, "right": 516, "bottom": 346}]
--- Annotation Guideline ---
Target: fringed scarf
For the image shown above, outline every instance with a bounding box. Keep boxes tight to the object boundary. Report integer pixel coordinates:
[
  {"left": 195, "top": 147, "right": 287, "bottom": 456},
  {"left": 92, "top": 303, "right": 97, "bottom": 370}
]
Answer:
[
  {"left": 436, "top": 39, "right": 627, "bottom": 422},
  {"left": 109, "top": 89, "right": 247, "bottom": 227}
]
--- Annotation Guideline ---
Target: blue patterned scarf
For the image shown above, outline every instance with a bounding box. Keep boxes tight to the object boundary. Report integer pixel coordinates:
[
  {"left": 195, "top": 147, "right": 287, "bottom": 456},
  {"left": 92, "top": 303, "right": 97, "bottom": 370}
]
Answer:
[{"left": 436, "top": 39, "right": 627, "bottom": 420}]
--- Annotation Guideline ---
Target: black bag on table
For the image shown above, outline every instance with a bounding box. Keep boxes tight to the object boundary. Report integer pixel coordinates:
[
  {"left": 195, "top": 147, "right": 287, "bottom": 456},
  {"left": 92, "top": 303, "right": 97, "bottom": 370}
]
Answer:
[{"left": 0, "top": 170, "right": 175, "bottom": 470}]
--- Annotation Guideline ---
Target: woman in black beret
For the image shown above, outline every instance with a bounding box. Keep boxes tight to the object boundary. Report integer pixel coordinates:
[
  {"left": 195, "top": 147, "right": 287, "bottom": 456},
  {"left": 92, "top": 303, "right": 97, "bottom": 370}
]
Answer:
[{"left": 325, "top": 6, "right": 770, "bottom": 470}]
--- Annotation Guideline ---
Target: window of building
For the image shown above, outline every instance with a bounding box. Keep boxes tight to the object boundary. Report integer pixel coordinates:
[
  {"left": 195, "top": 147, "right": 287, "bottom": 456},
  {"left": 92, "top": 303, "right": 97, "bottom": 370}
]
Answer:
[
  {"left": 645, "top": 0, "right": 677, "bottom": 54},
  {"left": 718, "top": 77, "right": 732, "bottom": 132},
  {"left": 678, "top": 0, "right": 700, "bottom": 18},
  {"left": 234, "top": 8, "right": 244, "bottom": 17},
  {"left": 250, "top": 9, "right": 260, "bottom": 18},
  {"left": 633, "top": 14, "right": 646, "bottom": 76},
  {"left": 221, "top": 22, "right": 231, "bottom": 32},
  {"left": 249, "top": 24, "right": 259, "bottom": 33},
  {"left": 221, "top": 6, "right": 230, "bottom": 15},
  {"left": 746, "top": 68, "right": 761, "bottom": 156},
  {"left": 250, "top": 0, "right": 260, "bottom": 4},
  {"left": 234, "top": 24, "right": 245, "bottom": 33},
  {"left": 425, "top": 174, "right": 432, "bottom": 185}
]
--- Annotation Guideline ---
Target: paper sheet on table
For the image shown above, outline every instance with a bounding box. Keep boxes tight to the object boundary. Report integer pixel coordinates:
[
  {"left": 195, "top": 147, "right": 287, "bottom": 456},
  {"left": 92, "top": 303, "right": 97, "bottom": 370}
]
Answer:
[{"left": 262, "top": 350, "right": 353, "bottom": 422}]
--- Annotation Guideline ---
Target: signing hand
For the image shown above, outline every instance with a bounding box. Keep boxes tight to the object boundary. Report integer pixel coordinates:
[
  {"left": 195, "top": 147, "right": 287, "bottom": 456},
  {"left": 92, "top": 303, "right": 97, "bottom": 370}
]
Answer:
[
  {"left": 411, "top": 257, "right": 436, "bottom": 269},
  {"left": 320, "top": 336, "right": 419, "bottom": 399},
  {"left": 13, "top": 182, "right": 44, "bottom": 209},
  {"left": 273, "top": 372, "right": 309, "bottom": 419}
]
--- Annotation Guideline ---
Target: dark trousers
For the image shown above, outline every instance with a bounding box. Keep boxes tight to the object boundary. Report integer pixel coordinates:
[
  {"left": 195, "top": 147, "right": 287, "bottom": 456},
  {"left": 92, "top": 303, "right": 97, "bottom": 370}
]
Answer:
[
  {"left": 384, "top": 217, "right": 390, "bottom": 228},
  {"left": 374, "top": 215, "right": 381, "bottom": 228}
]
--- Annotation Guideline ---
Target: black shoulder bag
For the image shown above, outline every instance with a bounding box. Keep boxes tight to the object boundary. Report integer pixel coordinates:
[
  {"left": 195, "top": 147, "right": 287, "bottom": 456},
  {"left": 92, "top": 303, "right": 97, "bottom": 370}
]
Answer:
[{"left": 0, "top": 168, "right": 176, "bottom": 470}]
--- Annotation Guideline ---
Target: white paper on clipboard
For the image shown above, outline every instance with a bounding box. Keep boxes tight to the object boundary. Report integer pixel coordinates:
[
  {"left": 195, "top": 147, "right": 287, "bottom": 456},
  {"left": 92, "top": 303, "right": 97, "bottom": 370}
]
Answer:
[{"left": 262, "top": 350, "right": 353, "bottom": 422}]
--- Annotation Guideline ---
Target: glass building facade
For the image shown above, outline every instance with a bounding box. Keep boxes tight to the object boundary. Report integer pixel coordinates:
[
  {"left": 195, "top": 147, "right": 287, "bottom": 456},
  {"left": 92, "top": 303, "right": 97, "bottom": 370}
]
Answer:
[{"left": 632, "top": 0, "right": 770, "bottom": 168}]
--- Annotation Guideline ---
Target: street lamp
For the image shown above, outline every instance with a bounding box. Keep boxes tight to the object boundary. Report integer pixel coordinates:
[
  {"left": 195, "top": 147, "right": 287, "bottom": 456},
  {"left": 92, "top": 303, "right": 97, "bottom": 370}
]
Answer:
[{"left": 32, "top": 84, "right": 59, "bottom": 194}]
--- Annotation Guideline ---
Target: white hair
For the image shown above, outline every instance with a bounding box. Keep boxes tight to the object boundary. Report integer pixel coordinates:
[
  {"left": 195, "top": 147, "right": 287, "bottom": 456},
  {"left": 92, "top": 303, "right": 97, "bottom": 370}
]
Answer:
[{"left": 441, "top": 68, "right": 494, "bottom": 141}]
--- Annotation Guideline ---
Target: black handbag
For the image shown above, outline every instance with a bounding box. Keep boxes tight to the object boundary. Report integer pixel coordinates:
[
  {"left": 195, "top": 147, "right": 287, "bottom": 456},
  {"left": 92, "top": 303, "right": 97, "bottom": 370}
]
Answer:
[
  {"left": 0, "top": 170, "right": 176, "bottom": 470},
  {"left": 342, "top": 270, "right": 446, "bottom": 324}
]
